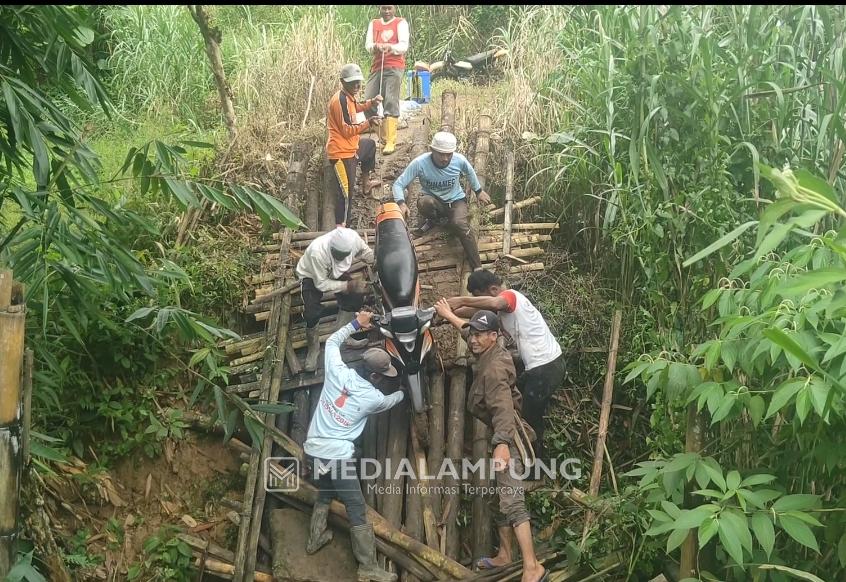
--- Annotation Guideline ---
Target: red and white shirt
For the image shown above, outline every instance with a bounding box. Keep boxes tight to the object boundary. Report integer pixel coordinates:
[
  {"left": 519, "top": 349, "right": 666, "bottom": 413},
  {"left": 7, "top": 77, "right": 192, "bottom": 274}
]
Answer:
[
  {"left": 365, "top": 17, "right": 409, "bottom": 71},
  {"left": 498, "top": 290, "right": 562, "bottom": 371}
]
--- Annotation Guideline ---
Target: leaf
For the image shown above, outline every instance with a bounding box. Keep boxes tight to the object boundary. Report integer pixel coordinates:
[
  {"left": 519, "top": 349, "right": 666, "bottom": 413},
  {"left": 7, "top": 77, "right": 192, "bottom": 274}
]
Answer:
[
  {"left": 721, "top": 340, "right": 738, "bottom": 372},
  {"left": 757, "top": 565, "right": 824, "bottom": 582},
  {"left": 766, "top": 378, "right": 805, "bottom": 418},
  {"left": 778, "top": 514, "right": 820, "bottom": 552},
  {"left": 710, "top": 396, "right": 735, "bottom": 424},
  {"left": 251, "top": 403, "right": 296, "bottom": 414},
  {"left": 772, "top": 494, "right": 820, "bottom": 512},
  {"left": 725, "top": 471, "right": 741, "bottom": 491},
  {"left": 683, "top": 221, "right": 757, "bottom": 267},
  {"left": 702, "top": 458, "right": 726, "bottom": 492},
  {"left": 751, "top": 513, "right": 775, "bottom": 558},
  {"left": 667, "top": 528, "right": 688, "bottom": 553},
  {"left": 164, "top": 177, "right": 200, "bottom": 208},
  {"left": 30, "top": 442, "right": 68, "bottom": 463},
  {"left": 698, "top": 516, "right": 719, "bottom": 548},
  {"left": 645, "top": 141, "right": 669, "bottom": 196},
  {"left": 763, "top": 328, "right": 819, "bottom": 370},
  {"left": 795, "top": 388, "right": 811, "bottom": 424},
  {"left": 747, "top": 395, "right": 765, "bottom": 427},
  {"left": 126, "top": 306, "right": 155, "bottom": 323},
  {"left": 740, "top": 474, "right": 776, "bottom": 487},
  {"left": 778, "top": 268, "right": 846, "bottom": 296},
  {"left": 717, "top": 511, "right": 746, "bottom": 565},
  {"left": 808, "top": 378, "right": 831, "bottom": 418},
  {"left": 838, "top": 532, "right": 846, "bottom": 568}
]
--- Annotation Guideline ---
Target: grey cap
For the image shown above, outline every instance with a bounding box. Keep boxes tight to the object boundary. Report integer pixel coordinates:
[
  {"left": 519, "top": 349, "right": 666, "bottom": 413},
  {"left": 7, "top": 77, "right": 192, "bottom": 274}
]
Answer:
[
  {"left": 340, "top": 63, "right": 364, "bottom": 82},
  {"left": 363, "top": 348, "right": 398, "bottom": 377},
  {"left": 462, "top": 309, "right": 500, "bottom": 332}
]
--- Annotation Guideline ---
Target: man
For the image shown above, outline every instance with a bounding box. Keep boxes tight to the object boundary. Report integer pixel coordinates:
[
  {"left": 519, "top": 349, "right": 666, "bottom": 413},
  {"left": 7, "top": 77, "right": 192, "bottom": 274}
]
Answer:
[
  {"left": 392, "top": 131, "right": 490, "bottom": 270},
  {"left": 445, "top": 269, "right": 564, "bottom": 458},
  {"left": 364, "top": 5, "right": 409, "bottom": 155},
  {"left": 433, "top": 304, "right": 547, "bottom": 582},
  {"left": 327, "top": 63, "right": 384, "bottom": 227},
  {"left": 296, "top": 227, "right": 375, "bottom": 372},
  {"left": 304, "top": 310, "right": 404, "bottom": 582}
]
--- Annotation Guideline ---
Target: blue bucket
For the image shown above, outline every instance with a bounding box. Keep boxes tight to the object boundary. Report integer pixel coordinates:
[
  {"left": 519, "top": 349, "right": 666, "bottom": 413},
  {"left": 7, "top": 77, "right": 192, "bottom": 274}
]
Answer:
[{"left": 405, "top": 70, "right": 431, "bottom": 104}]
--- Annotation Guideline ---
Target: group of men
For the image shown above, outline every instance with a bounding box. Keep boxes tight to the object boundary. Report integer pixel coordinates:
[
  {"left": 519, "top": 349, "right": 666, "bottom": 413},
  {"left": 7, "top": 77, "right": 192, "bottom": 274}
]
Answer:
[{"left": 292, "top": 6, "right": 562, "bottom": 582}]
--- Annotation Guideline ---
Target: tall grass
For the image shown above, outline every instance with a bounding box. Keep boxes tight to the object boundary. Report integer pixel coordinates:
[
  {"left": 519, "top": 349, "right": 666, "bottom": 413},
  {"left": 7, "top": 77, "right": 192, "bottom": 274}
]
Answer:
[{"left": 498, "top": 5, "right": 846, "bottom": 341}]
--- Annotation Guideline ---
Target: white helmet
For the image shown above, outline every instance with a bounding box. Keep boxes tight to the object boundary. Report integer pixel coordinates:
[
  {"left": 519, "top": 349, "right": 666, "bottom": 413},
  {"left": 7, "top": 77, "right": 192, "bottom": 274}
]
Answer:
[
  {"left": 430, "top": 131, "right": 457, "bottom": 154},
  {"left": 340, "top": 63, "right": 364, "bottom": 83}
]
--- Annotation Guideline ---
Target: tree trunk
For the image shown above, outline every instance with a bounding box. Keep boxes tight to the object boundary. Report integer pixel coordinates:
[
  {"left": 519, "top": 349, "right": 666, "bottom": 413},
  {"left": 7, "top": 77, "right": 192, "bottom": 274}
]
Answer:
[{"left": 187, "top": 5, "right": 237, "bottom": 141}]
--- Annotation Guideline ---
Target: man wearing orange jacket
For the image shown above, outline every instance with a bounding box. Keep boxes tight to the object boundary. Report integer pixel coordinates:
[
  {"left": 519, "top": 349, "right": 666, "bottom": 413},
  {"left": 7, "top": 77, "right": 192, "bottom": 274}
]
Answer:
[{"left": 327, "top": 63, "right": 383, "bottom": 227}]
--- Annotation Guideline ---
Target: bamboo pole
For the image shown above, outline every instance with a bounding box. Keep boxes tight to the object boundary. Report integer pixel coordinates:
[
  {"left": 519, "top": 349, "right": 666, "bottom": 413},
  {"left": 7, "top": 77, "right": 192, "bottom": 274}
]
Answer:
[
  {"left": 680, "top": 401, "right": 707, "bottom": 577},
  {"left": 581, "top": 309, "right": 622, "bottom": 546},
  {"left": 0, "top": 269, "right": 24, "bottom": 578},
  {"left": 234, "top": 147, "right": 301, "bottom": 580},
  {"left": 426, "top": 372, "right": 445, "bottom": 522},
  {"left": 382, "top": 403, "right": 409, "bottom": 529},
  {"left": 410, "top": 418, "right": 439, "bottom": 549},
  {"left": 489, "top": 196, "right": 541, "bottom": 218},
  {"left": 502, "top": 152, "right": 515, "bottom": 256},
  {"left": 443, "top": 370, "right": 466, "bottom": 559},
  {"left": 22, "top": 349, "right": 33, "bottom": 466}
]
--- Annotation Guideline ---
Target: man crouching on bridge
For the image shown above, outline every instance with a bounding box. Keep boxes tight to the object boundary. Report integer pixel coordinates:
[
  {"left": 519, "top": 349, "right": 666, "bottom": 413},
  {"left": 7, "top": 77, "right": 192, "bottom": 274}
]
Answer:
[
  {"left": 303, "top": 310, "right": 404, "bottom": 582},
  {"left": 435, "top": 302, "right": 548, "bottom": 582}
]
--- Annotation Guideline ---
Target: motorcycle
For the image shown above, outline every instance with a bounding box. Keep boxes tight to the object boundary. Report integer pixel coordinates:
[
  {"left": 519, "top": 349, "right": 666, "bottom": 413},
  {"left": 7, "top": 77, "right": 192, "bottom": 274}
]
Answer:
[
  {"left": 370, "top": 202, "right": 436, "bottom": 421},
  {"left": 414, "top": 47, "right": 508, "bottom": 81}
]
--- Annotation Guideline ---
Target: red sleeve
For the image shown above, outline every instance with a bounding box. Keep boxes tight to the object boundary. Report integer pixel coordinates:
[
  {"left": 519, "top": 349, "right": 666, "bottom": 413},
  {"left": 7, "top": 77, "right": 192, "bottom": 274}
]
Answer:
[{"left": 499, "top": 290, "right": 517, "bottom": 313}]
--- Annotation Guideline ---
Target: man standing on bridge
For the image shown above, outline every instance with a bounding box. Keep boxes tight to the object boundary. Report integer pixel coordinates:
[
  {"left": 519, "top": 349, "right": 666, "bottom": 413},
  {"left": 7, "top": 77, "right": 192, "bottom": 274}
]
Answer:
[
  {"left": 392, "top": 131, "right": 490, "bottom": 270},
  {"left": 364, "top": 4, "right": 409, "bottom": 155},
  {"left": 304, "top": 310, "right": 404, "bottom": 582}
]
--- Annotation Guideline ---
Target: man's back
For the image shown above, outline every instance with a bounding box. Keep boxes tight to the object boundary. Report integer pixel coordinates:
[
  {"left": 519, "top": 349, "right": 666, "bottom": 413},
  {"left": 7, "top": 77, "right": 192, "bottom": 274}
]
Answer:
[{"left": 497, "top": 289, "right": 562, "bottom": 371}]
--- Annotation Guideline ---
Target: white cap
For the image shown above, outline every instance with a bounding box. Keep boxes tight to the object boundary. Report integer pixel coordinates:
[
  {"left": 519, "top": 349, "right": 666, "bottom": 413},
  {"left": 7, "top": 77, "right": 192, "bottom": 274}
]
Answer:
[
  {"left": 340, "top": 63, "right": 364, "bottom": 83},
  {"left": 430, "top": 131, "right": 457, "bottom": 153}
]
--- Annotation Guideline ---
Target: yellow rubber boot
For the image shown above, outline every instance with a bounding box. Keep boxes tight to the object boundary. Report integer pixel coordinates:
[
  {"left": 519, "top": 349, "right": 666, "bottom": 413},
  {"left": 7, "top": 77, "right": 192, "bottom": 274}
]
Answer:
[{"left": 382, "top": 117, "right": 397, "bottom": 155}]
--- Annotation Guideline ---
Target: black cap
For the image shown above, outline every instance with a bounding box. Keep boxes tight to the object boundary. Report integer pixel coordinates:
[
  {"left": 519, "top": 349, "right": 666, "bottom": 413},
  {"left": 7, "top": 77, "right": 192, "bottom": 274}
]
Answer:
[{"left": 462, "top": 310, "right": 500, "bottom": 332}]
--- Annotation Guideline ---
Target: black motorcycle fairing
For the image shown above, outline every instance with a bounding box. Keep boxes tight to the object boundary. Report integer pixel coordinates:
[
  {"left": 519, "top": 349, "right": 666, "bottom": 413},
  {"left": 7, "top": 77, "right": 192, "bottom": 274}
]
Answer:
[{"left": 376, "top": 217, "right": 417, "bottom": 309}]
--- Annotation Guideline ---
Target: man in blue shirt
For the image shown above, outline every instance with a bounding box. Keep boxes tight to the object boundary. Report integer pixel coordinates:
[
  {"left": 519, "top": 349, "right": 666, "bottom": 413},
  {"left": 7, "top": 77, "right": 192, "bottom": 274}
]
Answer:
[
  {"left": 392, "top": 131, "right": 491, "bottom": 270},
  {"left": 304, "top": 310, "right": 404, "bottom": 582}
]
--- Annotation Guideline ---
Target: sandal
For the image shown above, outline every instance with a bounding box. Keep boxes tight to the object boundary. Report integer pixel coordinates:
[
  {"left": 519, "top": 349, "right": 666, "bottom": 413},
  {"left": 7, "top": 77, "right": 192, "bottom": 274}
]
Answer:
[{"left": 474, "top": 557, "right": 503, "bottom": 570}]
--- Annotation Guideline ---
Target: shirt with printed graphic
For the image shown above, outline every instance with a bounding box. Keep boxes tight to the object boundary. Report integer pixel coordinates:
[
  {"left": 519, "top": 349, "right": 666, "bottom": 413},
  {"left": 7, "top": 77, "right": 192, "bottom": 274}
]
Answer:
[
  {"left": 392, "top": 152, "right": 482, "bottom": 204},
  {"left": 304, "top": 321, "right": 404, "bottom": 460}
]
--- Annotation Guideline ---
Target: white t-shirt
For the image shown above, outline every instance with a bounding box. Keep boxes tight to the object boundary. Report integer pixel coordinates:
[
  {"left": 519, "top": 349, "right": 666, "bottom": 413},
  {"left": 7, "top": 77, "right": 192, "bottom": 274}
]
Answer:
[{"left": 498, "top": 290, "right": 562, "bottom": 371}]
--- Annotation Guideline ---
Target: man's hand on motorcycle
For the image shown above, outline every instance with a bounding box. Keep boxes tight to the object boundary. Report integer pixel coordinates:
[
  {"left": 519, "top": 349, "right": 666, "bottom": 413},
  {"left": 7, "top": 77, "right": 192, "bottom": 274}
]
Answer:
[
  {"left": 434, "top": 298, "right": 454, "bottom": 319},
  {"left": 477, "top": 190, "right": 491, "bottom": 205},
  {"left": 373, "top": 94, "right": 384, "bottom": 103},
  {"left": 398, "top": 202, "right": 410, "bottom": 219},
  {"left": 368, "top": 116, "right": 383, "bottom": 127},
  {"left": 355, "top": 310, "right": 374, "bottom": 330}
]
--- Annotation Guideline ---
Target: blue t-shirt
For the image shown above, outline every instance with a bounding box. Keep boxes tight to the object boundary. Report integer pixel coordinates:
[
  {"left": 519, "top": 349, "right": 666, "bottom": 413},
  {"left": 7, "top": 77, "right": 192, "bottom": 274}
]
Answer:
[{"left": 392, "top": 152, "right": 482, "bottom": 203}]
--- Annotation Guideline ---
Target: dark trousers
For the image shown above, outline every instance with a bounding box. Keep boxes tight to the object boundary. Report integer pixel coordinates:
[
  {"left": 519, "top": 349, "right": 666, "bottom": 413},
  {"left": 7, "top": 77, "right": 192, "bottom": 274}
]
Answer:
[
  {"left": 301, "top": 277, "right": 365, "bottom": 329},
  {"left": 311, "top": 457, "right": 367, "bottom": 527},
  {"left": 517, "top": 354, "right": 565, "bottom": 459},
  {"left": 329, "top": 138, "right": 377, "bottom": 225},
  {"left": 417, "top": 195, "right": 481, "bottom": 269}
]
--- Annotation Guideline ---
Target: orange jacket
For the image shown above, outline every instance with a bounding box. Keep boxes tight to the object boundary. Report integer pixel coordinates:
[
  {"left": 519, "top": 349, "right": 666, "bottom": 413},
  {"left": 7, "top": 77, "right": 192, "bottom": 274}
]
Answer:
[{"left": 326, "top": 89, "right": 377, "bottom": 160}]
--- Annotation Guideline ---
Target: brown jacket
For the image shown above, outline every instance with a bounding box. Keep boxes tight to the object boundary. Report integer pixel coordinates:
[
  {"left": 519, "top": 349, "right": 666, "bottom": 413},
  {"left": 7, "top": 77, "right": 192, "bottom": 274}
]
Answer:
[{"left": 468, "top": 342, "right": 536, "bottom": 448}]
